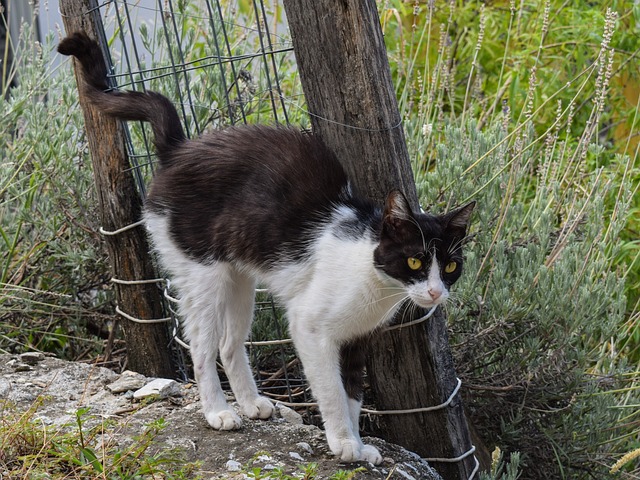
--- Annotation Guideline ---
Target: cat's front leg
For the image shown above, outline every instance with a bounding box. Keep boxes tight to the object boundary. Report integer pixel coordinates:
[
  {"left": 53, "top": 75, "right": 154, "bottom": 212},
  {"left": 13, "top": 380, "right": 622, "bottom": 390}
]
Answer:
[
  {"left": 290, "top": 322, "right": 382, "bottom": 464},
  {"left": 322, "top": 375, "right": 382, "bottom": 465}
]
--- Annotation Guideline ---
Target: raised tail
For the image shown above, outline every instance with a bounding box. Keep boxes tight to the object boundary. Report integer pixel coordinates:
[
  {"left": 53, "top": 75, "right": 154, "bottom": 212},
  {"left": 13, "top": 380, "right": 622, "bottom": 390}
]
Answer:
[{"left": 58, "top": 31, "right": 186, "bottom": 166}]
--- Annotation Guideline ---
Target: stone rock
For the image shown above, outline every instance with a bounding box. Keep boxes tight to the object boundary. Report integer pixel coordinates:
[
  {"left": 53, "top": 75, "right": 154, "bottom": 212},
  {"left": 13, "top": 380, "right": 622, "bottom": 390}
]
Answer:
[
  {"left": 0, "top": 378, "right": 11, "bottom": 397},
  {"left": 133, "top": 378, "right": 181, "bottom": 400},
  {"left": 289, "top": 451, "right": 304, "bottom": 461},
  {"left": 107, "top": 370, "right": 147, "bottom": 393},
  {"left": 296, "top": 442, "right": 314, "bottom": 454},
  {"left": 225, "top": 459, "right": 242, "bottom": 472},
  {"left": 0, "top": 354, "right": 444, "bottom": 479},
  {"left": 14, "top": 363, "right": 32, "bottom": 372},
  {"left": 254, "top": 454, "right": 273, "bottom": 463},
  {"left": 20, "top": 352, "right": 45, "bottom": 365},
  {"left": 277, "top": 403, "right": 303, "bottom": 425}
]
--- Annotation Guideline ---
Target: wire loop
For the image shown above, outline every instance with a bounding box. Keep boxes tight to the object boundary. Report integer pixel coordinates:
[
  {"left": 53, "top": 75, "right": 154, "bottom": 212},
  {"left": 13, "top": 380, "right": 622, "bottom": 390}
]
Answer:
[
  {"left": 114, "top": 305, "right": 171, "bottom": 324},
  {"left": 99, "top": 220, "right": 145, "bottom": 236}
]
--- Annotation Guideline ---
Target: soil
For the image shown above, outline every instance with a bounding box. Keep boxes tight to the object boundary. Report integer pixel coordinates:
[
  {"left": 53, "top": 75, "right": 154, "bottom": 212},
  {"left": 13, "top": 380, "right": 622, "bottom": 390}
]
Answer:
[{"left": 0, "top": 353, "right": 442, "bottom": 479}]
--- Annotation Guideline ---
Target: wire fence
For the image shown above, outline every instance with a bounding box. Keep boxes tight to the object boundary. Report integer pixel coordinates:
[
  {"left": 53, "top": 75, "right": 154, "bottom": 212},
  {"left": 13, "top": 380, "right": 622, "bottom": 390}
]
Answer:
[{"left": 84, "top": 0, "right": 317, "bottom": 417}]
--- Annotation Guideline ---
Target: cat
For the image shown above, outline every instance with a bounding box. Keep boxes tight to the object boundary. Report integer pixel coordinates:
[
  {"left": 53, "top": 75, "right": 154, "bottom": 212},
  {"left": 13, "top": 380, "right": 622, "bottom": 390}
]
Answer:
[{"left": 58, "top": 32, "right": 475, "bottom": 465}]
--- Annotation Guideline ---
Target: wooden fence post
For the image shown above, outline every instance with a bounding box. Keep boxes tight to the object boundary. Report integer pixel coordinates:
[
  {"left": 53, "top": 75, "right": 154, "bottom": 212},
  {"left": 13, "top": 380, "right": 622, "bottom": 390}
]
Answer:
[
  {"left": 282, "top": 2, "right": 477, "bottom": 478},
  {"left": 59, "top": 0, "right": 176, "bottom": 378}
]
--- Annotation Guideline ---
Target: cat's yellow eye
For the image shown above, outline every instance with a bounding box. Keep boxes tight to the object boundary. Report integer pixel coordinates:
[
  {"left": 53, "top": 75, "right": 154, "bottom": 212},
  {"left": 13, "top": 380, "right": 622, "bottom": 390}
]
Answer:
[
  {"left": 444, "top": 262, "right": 458, "bottom": 274},
  {"left": 407, "top": 257, "right": 422, "bottom": 270}
]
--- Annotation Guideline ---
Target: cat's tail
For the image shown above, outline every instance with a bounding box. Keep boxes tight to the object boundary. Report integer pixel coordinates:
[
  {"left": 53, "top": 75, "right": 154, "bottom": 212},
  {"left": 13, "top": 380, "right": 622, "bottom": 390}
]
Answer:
[{"left": 58, "top": 31, "right": 186, "bottom": 166}]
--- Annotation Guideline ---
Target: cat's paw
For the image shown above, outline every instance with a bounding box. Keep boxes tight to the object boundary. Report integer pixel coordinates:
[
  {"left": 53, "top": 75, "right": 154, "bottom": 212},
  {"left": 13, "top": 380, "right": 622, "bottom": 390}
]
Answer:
[
  {"left": 241, "top": 396, "right": 274, "bottom": 420},
  {"left": 331, "top": 438, "right": 383, "bottom": 465},
  {"left": 360, "top": 444, "right": 383, "bottom": 465},
  {"left": 204, "top": 409, "right": 242, "bottom": 430}
]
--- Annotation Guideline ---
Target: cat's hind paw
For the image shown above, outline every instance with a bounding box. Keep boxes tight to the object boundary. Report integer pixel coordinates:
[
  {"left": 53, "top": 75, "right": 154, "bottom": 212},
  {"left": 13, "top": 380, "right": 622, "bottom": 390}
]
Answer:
[
  {"left": 333, "top": 439, "right": 383, "bottom": 465},
  {"left": 241, "top": 396, "right": 274, "bottom": 420},
  {"left": 205, "top": 409, "right": 242, "bottom": 430}
]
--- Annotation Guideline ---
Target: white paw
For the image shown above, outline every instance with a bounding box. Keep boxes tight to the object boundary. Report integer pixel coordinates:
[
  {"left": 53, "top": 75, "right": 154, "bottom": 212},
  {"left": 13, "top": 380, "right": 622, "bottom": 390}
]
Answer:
[
  {"left": 241, "top": 396, "right": 274, "bottom": 420},
  {"left": 361, "top": 444, "right": 383, "bottom": 465},
  {"left": 204, "top": 409, "right": 242, "bottom": 430},
  {"left": 331, "top": 438, "right": 383, "bottom": 465}
]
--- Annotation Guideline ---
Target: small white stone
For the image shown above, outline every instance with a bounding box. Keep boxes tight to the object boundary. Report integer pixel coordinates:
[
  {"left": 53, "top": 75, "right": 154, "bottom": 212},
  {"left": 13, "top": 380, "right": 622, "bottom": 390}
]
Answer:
[
  {"left": 277, "top": 403, "right": 303, "bottom": 424},
  {"left": 0, "top": 379, "right": 10, "bottom": 397},
  {"left": 133, "top": 378, "right": 181, "bottom": 400},
  {"left": 288, "top": 451, "right": 304, "bottom": 462},
  {"left": 225, "top": 459, "right": 242, "bottom": 472}
]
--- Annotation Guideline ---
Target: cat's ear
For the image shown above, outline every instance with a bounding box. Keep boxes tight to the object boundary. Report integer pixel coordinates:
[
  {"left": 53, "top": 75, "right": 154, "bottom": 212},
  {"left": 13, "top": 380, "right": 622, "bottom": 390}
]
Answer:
[
  {"left": 383, "top": 190, "right": 413, "bottom": 222},
  {"left": 381, "top": 190, "right": 415, "bottom": 241},
  {"left": 444, "top": 201, "right": 476, "bottom": 236}
]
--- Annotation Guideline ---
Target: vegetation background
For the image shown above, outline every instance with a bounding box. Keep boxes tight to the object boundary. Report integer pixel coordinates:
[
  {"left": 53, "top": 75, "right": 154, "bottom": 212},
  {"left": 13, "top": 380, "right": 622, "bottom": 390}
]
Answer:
[{"left": 0, "top": 0, "right": 638, "bottom": 478}]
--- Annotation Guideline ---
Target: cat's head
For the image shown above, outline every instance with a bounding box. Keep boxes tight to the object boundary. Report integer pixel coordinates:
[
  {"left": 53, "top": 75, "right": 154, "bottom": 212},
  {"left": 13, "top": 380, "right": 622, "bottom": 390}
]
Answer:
[{"left": 373, "top": 190, "right": 475, "bottom": 309}]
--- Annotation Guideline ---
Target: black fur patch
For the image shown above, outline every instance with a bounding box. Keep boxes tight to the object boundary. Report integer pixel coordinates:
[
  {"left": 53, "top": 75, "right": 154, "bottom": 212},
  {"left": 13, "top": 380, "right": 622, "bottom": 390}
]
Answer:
[
  {"left": 340, "top": 339, "right": 366, "bottom": 401},
  {"left": 145, "top": 127, "right": 371, "bottom": 267}
]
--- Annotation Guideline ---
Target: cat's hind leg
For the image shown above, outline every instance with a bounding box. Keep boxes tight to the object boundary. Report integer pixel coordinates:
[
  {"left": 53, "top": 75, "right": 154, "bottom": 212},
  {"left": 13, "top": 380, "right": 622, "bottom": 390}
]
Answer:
[
  {"left": 218, "top": 267, "right": 274, "bottom": 420},
  {"left": 179, "top": 262, "right": 244, "bottom": 430}
]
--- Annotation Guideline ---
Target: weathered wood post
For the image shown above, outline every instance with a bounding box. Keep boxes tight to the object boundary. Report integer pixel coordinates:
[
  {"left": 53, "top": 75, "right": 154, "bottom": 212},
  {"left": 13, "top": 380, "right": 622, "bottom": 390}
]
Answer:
[
  {"left": 60, "top": 0, "right": 176, "bottom": 377},
  {"left": 283, "top": 2, "right": 477, "bottom": 478}
]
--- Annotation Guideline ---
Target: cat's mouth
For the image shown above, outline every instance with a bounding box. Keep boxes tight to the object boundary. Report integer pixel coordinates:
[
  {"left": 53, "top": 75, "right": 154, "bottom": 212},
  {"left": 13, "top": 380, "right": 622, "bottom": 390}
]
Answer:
[{"left": 409, "top": 289, "right": 449, "bottom": 309}]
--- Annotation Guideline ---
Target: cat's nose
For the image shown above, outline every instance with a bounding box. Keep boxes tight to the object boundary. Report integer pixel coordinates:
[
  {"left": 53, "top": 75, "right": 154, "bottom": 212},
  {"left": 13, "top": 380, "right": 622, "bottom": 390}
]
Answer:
[{"left": 428, "top": 288, "right": 442, "bottom": 301}]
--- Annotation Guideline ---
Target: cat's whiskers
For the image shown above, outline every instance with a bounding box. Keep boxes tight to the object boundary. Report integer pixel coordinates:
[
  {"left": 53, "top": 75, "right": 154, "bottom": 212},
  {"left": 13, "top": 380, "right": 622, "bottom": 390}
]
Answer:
[
  {"left": 426, "top": 237, "right": 438, "bottom": 254},
  {"left": 364, "top": 290, "right": 409, "bottom": 310},
  {"left": 447, "top": 235, "right": 470, "bottom": 256},
  {"left": 376, "top": 295, "right": 413, "bottom": 329}
]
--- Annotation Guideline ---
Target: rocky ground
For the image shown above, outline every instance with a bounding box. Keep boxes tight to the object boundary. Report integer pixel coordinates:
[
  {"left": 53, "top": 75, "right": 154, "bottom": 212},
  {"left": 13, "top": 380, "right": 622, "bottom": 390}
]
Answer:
[{"left": 0, "top": 353, "right": 442, "bottom": 479}]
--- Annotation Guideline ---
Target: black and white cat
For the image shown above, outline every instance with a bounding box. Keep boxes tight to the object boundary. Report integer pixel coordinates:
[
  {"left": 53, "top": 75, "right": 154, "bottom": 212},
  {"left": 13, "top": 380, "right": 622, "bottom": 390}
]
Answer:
[{"left": 59, "top": 32, "right": 474, "bottom": 465}]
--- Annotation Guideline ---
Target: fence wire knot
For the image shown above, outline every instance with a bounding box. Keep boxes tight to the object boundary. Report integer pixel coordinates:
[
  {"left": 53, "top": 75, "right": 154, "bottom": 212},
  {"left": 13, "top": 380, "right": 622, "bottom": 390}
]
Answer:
[{"left": 425, "top": 447, "right": 480, "bottom": 480}]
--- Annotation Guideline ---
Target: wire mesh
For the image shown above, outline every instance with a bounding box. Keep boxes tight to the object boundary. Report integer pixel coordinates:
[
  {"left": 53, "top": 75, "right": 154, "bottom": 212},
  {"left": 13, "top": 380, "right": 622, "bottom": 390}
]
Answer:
[{"left": 85, "top": 0, "right": 315, "bottom": 417}]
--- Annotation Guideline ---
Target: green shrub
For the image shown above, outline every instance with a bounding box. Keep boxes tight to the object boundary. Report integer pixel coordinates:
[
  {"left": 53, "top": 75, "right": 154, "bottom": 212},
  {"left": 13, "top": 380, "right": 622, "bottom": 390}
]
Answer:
[
  {"left": 0, "top": 29, "right": 108, "bottom": 358},
  {"left": 413, "top": 121, "right": 630, "bottom": 478},
  {"left": 382, "top": 0, "right": 640, "bottom": 313}
]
